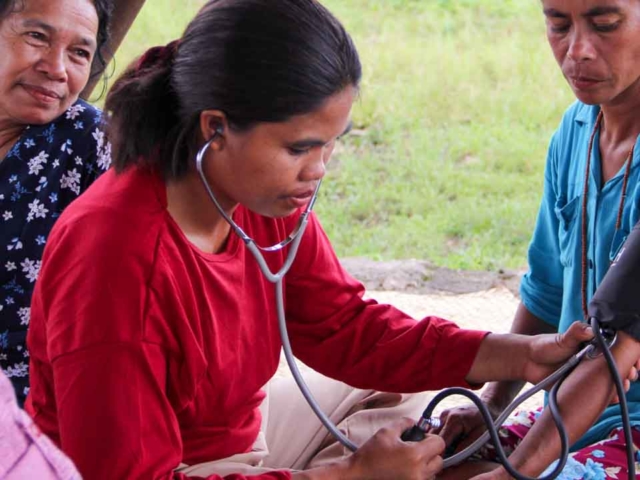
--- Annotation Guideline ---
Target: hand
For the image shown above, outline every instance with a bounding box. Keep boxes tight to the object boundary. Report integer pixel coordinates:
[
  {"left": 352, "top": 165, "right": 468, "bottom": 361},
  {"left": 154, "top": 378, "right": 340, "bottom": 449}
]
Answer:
[
  {"left": 428, "top": 403, "right": 492, "bottom": 453},
  {"left": 346, "top": 417, "right": 445, "bottom": 480},
  {"left": 524, "top": 321, "right": 594, "bottom": 384}
]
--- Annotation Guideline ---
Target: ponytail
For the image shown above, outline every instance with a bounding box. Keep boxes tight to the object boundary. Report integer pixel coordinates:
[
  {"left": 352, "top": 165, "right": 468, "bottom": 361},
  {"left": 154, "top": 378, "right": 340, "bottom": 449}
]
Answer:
[
  {"left": 104, "top": 0, "right": 362, "bottom": 180},
  {"left": 105, "top": 40, "right": 190, "bottom": 177}
]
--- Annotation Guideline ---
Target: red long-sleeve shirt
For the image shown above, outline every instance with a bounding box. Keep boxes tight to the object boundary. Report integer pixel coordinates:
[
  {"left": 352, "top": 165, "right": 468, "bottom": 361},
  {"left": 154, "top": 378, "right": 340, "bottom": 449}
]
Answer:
[{"left": 26, "top": 167, "right": 487, "bottom": 480}]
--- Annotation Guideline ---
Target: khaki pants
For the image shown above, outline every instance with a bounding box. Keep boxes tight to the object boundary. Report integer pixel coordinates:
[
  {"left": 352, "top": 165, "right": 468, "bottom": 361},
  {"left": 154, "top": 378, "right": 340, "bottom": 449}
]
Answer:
[{"left": 177, "top": 370, "right": 432, "bottom": 477}]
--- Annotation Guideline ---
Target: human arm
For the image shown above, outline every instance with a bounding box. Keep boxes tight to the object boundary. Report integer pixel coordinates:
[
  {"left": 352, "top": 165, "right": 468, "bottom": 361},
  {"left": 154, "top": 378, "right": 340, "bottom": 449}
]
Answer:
[
  {"left": 434, "top": 305, "right": 557, "bottom": 447},
  {"left": 284, "top": 213, "right": 488, "bottom": 393},
  {"left": 284, "top": 213, "right": 591, "bottom": 394},
  {"left": 474, "top": 332, "right": 640, "bottom": 479}
]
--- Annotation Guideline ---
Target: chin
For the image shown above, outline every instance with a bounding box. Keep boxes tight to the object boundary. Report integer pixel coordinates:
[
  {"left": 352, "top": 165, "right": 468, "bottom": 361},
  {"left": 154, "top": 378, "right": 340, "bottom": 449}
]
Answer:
[
  {"left": 249, "top": 205, "right": 295, "bottom": 219},
  {"left": 572, "top": 90, "right": 607, "bottom": 107},
  {"left": 269, "top": 208, "right": 299, "bottom": 219}
]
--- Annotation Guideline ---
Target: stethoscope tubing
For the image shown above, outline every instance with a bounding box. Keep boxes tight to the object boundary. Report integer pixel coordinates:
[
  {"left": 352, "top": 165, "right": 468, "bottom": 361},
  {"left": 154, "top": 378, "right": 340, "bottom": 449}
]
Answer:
[
  {"left": 196, "top": 136, "right": 358, "bottom": 451},
  {"left": 194, "top": 136, "right": 634, "bottom": 477}
]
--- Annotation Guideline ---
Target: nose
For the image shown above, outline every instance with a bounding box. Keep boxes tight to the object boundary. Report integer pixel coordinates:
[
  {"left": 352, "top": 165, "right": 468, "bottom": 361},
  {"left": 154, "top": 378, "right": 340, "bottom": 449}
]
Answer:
[
  {"left": 36, "top": 46, "right": 68, "bottom": 82},
  {"left": 301, "top": 144, "right": 333, "bottom": 182},
  {"left": 566, "top": 28, "right": 596, "bottom": 63}
]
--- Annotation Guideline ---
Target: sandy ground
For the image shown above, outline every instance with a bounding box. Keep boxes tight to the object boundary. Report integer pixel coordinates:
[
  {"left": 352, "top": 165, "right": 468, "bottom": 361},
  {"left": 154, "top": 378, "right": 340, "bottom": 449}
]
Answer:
[{"left": 277, "top": 259, "right": 544, "bottom": 416}]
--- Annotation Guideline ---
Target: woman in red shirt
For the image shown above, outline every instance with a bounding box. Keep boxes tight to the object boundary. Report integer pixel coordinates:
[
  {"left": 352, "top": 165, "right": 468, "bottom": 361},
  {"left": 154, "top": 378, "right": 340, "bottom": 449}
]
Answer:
[{"left": 26, "top": 1, "right": 597, "bottom": 479}]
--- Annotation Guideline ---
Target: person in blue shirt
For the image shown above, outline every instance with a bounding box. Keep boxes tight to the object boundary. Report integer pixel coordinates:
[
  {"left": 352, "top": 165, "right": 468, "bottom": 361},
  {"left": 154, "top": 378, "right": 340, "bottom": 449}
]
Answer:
[
  {"left": 0, "top": 0, "right": 112, "bottom": 406},
  {"left": 435, "top": 0, "right": 640, "bottom": 479}
]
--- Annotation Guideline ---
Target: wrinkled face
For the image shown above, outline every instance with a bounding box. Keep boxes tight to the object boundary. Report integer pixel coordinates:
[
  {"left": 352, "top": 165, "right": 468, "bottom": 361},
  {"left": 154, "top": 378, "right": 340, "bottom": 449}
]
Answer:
[
  {"left": 542, "top": 0, "right": 640, "bottom": 106},
  {"left": 0, "top": 0, "right": 99, "bottom": 126},
  {"left": 203, "top": 86, "right": 356, "bottom": 218}
]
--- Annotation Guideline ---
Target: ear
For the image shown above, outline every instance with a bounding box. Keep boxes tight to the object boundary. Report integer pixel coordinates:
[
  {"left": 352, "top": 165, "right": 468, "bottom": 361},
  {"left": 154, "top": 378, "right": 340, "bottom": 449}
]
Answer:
[{"left": 199, "top": 110, "right": 229, "bottom": 152}]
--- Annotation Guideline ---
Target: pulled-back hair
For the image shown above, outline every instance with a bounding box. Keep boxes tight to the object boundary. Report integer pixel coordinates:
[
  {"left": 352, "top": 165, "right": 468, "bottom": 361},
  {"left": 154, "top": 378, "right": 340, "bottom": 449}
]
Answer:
[
  {"left": 0, "top": 0, "right": 112, "bottom": 82},
  {"left": 105, "top": 0, "right": 362, "bottom": 178}
]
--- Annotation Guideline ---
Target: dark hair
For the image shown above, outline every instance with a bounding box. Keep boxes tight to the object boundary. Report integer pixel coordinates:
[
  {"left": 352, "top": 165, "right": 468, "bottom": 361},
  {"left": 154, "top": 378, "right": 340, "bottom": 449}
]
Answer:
[
  {"left": 0, "top": 0, "right": 112, "bottom": 83},
  {"left": 105, "top": 0, "right": 362, "bottom": 178}
]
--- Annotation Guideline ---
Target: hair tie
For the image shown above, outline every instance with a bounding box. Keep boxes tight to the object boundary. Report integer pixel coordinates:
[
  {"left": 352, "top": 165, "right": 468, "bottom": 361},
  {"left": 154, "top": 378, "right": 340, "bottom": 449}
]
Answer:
[{"left": 136, "top": 39, "right": 180, "bottom": 72}]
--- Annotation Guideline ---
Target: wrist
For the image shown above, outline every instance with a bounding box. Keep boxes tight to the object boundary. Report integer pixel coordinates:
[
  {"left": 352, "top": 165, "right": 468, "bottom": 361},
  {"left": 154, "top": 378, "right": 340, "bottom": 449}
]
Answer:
[
  {"left": 480, "top": 383, "right": 521, "bottom": 417},
  {"left": 516, "top": 334, "right": 537, "bottom": 382}
]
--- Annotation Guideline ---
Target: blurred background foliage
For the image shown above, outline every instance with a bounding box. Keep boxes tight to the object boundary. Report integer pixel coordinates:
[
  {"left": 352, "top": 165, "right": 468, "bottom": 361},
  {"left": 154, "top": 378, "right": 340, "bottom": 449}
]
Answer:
[{"left": 108, "top": 0, "right": 575, "bottom": 271}]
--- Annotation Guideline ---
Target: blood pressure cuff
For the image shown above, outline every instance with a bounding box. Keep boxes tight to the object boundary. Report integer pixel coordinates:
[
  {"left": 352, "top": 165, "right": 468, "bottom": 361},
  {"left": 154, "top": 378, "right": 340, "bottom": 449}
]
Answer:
[{"left": 588, "top": 223, "right": 640, "bottom": 341}]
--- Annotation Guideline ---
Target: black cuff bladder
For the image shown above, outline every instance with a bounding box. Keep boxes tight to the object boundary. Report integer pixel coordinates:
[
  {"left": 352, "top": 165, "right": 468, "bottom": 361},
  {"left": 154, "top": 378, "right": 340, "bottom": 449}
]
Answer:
[{"left": 588, "top": 222, "right": 640, "bottom": 341}]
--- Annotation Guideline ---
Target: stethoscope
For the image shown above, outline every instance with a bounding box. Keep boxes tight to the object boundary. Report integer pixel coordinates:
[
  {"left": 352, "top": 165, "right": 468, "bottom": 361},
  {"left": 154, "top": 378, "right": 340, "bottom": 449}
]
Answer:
[
  {"left": 195, "top": 132, "right": 634, "bottom": 479},
  {"left": 196, "top": 132, "right": 358, "bottom": 452}
]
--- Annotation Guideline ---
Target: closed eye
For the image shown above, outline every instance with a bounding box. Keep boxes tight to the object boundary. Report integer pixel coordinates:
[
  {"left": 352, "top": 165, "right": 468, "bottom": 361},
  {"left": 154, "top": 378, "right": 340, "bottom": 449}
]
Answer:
[
  {"left": 287, "top": 147, "right": 311, "bottom": 157},
  {"left": 593, "top": 21, "right": 621, "bottom": 32},
  {"left": 547, "top": 18, "right": 570, "bottom": 33}
]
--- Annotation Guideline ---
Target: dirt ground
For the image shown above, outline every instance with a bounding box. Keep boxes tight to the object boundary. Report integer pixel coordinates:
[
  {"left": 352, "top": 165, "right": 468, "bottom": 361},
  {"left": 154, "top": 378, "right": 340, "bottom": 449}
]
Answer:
[
  {"left": 339, "top": 257, "right": 525, "bottom": 296},
  {"left": 277, "top": 258, "right": 544, "bottom": 415}
]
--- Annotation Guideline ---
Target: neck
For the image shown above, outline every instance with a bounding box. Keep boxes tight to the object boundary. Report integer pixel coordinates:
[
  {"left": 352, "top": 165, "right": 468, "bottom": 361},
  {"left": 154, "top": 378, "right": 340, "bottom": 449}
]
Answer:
[
  {"left": 599, "top": 83, "right": 640, "bottom": 146},
  {"left": 166, "top": 167, "right": 236, "bottom": 254},
  {"left": 0, "top": 120, "right": 26, "bottom": 160}
]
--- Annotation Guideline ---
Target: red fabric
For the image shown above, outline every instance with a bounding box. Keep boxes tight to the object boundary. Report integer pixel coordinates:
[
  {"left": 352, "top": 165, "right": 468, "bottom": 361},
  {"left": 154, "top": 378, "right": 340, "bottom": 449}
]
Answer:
[{"left": 26, "top": 167, "right": 488, "bottom": 480}]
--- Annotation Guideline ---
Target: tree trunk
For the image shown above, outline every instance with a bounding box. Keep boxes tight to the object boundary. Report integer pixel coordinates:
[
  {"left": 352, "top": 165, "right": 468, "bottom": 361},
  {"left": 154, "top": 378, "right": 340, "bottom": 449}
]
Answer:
[{"left": 81, "top": 0, "right": 147, "bottom": 99}]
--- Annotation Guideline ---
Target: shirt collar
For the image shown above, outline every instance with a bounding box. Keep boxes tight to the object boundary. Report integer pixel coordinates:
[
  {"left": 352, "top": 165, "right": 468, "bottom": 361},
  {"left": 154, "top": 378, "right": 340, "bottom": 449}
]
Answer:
[{"left": 574, "top": 102, "right": 601, "bottom": 126}]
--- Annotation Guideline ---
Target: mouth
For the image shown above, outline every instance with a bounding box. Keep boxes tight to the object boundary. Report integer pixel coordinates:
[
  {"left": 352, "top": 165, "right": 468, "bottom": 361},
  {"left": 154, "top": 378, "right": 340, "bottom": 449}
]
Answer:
[
  {"left": 290, "top": 189, "right": 316, "bottom": 201},
  {"left": 569, "top": 75, "right": 603, "bottom": 91},
  {"left": 284, "top": 188, "right": 317, "bottom": 209},
  {"left": 20, "top": 83, "right": 62, "bottom": 104}
]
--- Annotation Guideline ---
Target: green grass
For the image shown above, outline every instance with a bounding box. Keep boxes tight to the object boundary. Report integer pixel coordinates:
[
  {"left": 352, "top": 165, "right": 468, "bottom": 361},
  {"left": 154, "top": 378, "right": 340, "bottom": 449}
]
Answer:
[{"left": 111, "top": 0, "right": 576, "bottom": 271}]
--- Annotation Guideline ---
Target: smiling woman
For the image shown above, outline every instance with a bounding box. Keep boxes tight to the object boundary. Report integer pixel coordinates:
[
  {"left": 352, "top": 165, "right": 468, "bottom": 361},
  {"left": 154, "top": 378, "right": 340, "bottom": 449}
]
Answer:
[{"left": 0, "top": 0, "right": 112, "bottom": 407}]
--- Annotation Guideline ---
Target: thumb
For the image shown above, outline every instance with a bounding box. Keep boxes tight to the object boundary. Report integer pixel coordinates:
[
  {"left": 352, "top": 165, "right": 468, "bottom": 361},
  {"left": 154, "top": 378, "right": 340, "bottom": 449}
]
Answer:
[{"left": 559, "top": 321, "right": 594, "bottom": 348}]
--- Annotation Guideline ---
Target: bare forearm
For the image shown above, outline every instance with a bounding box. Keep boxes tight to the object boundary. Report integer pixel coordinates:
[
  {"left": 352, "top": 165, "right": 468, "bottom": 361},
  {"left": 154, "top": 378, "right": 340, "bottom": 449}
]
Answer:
[
  {"left": 465, "top": 333, "right": 532, "bottom": 385},
  {"left": 504, "top": 332, "right": 640, "bottom": 476},
  {"left": 477, "top": 304, "right": 560, "bottom": 409}
]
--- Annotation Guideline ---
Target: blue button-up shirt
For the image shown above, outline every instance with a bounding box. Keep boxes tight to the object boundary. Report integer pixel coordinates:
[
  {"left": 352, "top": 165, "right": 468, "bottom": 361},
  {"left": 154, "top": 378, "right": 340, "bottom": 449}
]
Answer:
[{"left": 521, "top": 101, "right": 640, "bottom": 449}]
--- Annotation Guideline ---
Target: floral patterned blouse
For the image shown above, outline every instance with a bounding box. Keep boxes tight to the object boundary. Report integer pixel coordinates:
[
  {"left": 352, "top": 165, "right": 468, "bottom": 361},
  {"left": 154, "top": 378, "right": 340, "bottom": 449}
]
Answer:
[{"left": 0, "top": 99, "right": 111, "bottom": 406}]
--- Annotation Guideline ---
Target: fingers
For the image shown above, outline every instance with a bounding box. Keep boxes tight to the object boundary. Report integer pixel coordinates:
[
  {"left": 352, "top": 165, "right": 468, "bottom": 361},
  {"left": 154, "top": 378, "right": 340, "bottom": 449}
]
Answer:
[
  {"left": 438, "top": 415, "right": 465, "bottom": 447},
  {"left": 431, "top": 405, "right": 488, "bottom": 449},
  {"left": 355, "top": 422, "right": 446, "bottom": 480},
  {"left": 423, "top": 441, "right": 445, "bottom": 477}
]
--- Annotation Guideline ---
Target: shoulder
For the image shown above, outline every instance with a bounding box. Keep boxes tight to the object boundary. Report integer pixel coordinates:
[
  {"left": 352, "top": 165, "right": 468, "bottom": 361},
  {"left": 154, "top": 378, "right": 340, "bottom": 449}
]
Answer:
[
  {"left": 19, "top": 100, "right": 111, "bottom": 172},
  {"left": 49, "top": 168, "right": 166, "bottom": 260}
]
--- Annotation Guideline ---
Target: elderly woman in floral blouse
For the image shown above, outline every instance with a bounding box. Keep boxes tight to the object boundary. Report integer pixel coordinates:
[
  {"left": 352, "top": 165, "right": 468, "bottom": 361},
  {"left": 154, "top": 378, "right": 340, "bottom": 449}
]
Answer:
[{"left": 0, "top": 0, "right": 112, "bottom": 405}]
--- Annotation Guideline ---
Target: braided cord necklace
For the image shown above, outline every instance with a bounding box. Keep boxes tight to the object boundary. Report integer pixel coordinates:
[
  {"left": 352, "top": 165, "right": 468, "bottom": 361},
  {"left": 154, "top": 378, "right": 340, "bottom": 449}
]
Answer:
[{"left": 580, "top": 110, "right": 635, "bottom": 318}]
